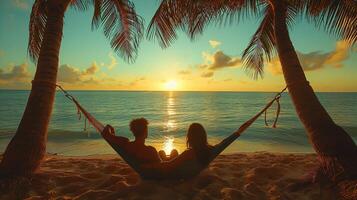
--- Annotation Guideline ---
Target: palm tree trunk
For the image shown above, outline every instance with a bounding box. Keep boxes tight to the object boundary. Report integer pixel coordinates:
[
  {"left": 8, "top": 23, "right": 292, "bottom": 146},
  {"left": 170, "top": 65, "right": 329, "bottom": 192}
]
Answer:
[
  {"left": 271, "top": 0, "right": 357, "bottom": 181},
  {"left": 0, "top": 1, "right": 68, "bottom": 177}
]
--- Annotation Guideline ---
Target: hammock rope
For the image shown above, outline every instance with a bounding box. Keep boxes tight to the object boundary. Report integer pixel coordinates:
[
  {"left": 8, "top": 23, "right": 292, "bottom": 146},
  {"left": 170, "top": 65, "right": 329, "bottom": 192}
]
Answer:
[
  {"left": 57, "top": 85, "right": 105, "bottom": 132},
  {"left": 264, "top": 92, "right": 282, "bottom": 128}
]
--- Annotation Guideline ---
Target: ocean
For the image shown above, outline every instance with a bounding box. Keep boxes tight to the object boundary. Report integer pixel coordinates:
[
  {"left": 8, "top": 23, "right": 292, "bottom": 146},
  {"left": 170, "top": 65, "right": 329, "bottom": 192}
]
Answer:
[{"left": 0, "top": 90, "right": 356, "bottom": 156}]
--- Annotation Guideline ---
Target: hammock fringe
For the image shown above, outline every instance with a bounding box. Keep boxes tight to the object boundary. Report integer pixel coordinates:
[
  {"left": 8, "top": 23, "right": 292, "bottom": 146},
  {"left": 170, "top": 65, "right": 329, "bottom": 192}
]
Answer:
[{"left": 264, "top": 93, "right": 282, "bottom": 128}]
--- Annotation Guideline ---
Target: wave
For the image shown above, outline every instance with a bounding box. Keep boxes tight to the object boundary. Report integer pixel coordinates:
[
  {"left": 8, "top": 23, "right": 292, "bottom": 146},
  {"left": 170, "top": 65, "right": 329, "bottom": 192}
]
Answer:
[{"left": 1, "top": 126, "right": 356, "bottom": 146}]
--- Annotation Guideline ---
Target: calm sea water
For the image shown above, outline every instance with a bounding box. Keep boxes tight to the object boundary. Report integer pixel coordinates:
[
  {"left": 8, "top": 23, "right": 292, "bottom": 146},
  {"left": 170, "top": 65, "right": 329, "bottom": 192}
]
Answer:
[{"left": 0, "top": 90, "right": 356, "bottom": 156}]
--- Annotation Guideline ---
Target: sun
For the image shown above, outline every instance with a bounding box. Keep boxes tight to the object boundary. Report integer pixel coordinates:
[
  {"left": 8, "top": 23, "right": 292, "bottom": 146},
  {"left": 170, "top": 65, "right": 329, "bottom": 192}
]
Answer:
[{"left": 164, "top": 80, "right": 178, "bottom": 91}]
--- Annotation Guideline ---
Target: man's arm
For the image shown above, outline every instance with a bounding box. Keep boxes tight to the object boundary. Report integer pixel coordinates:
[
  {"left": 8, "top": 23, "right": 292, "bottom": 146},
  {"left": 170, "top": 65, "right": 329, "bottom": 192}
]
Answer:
[{"left": 101, "top": 125, "right": 129, "bottom": 146}]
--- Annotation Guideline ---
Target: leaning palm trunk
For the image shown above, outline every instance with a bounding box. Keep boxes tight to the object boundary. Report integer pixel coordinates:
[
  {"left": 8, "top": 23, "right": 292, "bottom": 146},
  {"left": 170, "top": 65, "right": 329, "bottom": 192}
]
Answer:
[
  {"left": 148, "top": 0, "right": 356, "bottom": 196},
  {"left": 272, "top": 1, "right": 357, "bottom": 181},
  {"left": 0, "top": 0, "right": 143, "bottom": 177},
  {"left": 0, "top": 2, "right": 67, "bottom": 177}
]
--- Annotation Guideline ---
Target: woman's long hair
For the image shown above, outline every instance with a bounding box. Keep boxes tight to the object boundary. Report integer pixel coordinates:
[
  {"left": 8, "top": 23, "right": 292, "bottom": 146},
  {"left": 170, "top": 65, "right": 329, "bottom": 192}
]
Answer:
[{"left": 186, "top": 123, "right": 211, "bottom": 165}]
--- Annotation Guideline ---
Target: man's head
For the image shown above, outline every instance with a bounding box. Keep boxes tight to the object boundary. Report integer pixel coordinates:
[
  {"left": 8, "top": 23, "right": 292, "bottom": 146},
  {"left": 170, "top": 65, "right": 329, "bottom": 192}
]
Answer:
[{"left": 130, "top": 118, "right": 149, "bottom": 139}]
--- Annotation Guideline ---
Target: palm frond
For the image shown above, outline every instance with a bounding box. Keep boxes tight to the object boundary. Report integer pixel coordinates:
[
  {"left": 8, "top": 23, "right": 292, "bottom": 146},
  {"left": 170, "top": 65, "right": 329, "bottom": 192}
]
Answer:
[
  {"left": 186, "top": 0, "right": 263, "bottom": 39},
  {"left": 28, "top": 0, "right": 48, "bottom": 62},
  {"left": 96, "top": 0, "right": 144, "bottom": 62},
  {"left": 285, "top": 0, "right": 302, "bottom": 28},
  {"left": 91, "top": 0, "right": 102, "bottom": 29},
  {"left": 69, "top": 0, "right": 90, "bottom": 11},
  {"left": 215, "top": 0, "right": 260, "bottom": 27},
  {"left": 305, "top": 0, "right": 357, "bottom": 44},
  {"left": 148, "top": 0, "right": 262, "bottom": 48},
  {"left": 242, "top": 4, "right": 276, "bottom": 79},
  {"left": 147, "top": 0, "right": 189, "bottom": 48},
  {"left": 186, "top": 1, "right": 214, "bottom": 40}
]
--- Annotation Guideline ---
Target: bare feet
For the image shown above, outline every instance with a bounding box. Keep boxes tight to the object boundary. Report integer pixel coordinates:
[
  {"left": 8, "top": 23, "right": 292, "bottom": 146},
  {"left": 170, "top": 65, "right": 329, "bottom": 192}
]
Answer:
[{"left": 159, "top": 149, "right": 178, "bottom": 161}]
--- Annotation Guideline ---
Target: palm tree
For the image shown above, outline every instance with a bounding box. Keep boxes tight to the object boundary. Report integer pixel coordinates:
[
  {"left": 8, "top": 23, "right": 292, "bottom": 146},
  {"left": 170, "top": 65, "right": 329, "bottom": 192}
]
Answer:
[
  {"left": 148, "top": 0, "right": 357, "bottom": 182},
  {"left": 0, "top": 0, "right": 143, "bottom": 177}
]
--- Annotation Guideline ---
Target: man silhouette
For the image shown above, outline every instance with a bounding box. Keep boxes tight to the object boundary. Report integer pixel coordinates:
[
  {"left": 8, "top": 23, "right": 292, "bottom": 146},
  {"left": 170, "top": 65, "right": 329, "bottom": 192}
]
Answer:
[{"left": 102, "top": 118, "right": 167, "bottom": 164}]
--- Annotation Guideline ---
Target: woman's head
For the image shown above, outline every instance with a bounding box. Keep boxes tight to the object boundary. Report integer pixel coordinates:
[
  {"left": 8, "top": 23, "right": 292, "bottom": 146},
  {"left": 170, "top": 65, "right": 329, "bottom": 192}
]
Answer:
[
  {"left": 186, "top": 123, "right": 211, "bottom": 165},
  {"left": 186, "top": 123, "right": 208, "bottom": 149}
]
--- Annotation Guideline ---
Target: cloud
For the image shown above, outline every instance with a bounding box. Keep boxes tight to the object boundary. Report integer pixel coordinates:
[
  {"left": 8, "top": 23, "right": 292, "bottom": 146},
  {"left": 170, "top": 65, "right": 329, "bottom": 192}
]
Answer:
[
  {"left": 200, "top": 51, "right": 241, "bottom": 70},
  {"left": 0, "top": 62, "right": 133, "bottom": 90},
  {"left": 267, "top": 40, "right": 352, "bottom": 75},
  {"left": 325, "top": 40, "right": 350, "bottom": 68},
  {"left": 178, "top": 70, "right": 191, "bottom": 75},
  {"left": 58, "top": 64, "right": 82, "bottom": 83},
  {"left": 198, "top": 50, "right": 241, "bottom": 78},
  {"left": 201, "top": 71, "right": 214, "bottom": 78},
  {"left": 0, "top": 63, "right": 31, "bottom": 82},
  {"left": 210, "top": 51, "right": 241, "bottom": 70},
  {"left": 83, "top": 62, "right": 99, "bottom": 76},
  {"left": 12, "top": 0, "right": 29, "bottom": 10},
  {"left": 178, "top": 70, "right": 192, "bottom": 80},
  {"left": 209, "top": 40, "right": 221, "bottom": 48},
  {"left": 297, "top": 51, "right": 330, "bottom": 71},
  {"left": 58, "top": 63, "right": 101, "bottom": 84},
  {"left": 107, "top": 52, "right": 118, "bottom": 70}
]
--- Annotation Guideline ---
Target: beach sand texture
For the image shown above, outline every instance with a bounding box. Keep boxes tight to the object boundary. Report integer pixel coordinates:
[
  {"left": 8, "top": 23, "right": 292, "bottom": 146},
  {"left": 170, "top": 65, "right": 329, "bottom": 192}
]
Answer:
[{"left": 0, "top": 152, "right": 338, "bottom": 200}]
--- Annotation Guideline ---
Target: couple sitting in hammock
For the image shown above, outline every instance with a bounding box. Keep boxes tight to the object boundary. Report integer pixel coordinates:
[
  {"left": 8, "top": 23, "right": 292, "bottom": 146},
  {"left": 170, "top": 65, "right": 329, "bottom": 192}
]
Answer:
[
  {"left": 102, "top": 117, "right": 239, "bottom": 180},
  {"left": 58, "top": 84, "right": 281, "bottom": 179}
]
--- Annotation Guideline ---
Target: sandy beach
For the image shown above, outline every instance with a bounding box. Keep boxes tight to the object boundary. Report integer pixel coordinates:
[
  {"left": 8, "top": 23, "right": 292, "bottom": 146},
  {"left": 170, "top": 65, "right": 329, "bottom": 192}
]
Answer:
[{"left": 0, "top": 152, "right": 340, "bottom": 200}]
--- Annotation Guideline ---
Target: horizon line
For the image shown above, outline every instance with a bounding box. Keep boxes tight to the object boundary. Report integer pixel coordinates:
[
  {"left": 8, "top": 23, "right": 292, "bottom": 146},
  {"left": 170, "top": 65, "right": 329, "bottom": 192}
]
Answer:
[{"left": 0, "top": 88, "right": 356, "bottom": 93}]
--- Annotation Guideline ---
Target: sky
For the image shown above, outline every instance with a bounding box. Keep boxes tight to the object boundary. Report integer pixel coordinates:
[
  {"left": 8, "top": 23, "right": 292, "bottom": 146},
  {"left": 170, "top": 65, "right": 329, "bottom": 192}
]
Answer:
[{"left": 0, "top": 0, "right": 356, "bottom": 92}]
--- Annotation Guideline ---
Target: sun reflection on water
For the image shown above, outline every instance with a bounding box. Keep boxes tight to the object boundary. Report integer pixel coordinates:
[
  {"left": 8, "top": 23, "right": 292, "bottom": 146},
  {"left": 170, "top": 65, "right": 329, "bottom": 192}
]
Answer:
[
  {"left": 165, "top": 92, "right": 177, "bottom": 131},
  {"left": 163, "top": 136, "right": 175, "bottom": 155},
  {"left": 162, "top": 92, "right": 178, "bottom": 155},
  {"left": 166, "top": 120, "right": 176, "bottom": 129}
]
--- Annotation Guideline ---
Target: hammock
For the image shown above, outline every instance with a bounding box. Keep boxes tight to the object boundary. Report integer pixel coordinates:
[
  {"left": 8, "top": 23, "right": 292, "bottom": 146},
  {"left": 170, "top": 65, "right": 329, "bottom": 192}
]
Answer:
[{"left": 57, "top": 85, "right": 287, "bottom": 179}]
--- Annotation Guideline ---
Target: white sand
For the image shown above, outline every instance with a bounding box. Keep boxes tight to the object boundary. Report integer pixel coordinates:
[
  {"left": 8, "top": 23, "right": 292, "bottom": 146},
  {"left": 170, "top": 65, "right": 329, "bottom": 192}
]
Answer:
[{"left": 0, "top": 152, "right": 336, "bottom": 200}]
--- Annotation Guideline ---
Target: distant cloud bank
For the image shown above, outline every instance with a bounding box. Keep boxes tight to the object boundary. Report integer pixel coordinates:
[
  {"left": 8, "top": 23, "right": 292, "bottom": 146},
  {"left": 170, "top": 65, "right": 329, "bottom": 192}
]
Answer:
[
  {"left": 0, "top": 63, "right": 31, "bottom": 89},
  {"left": 0, "top": 63, "right": 31, "bottom": 82},
  {"left": 268, "top": 40, "right": 352, "bottom": 75},
  {"left": 58, "top": 63, "right": 101, "bottom": 84}
]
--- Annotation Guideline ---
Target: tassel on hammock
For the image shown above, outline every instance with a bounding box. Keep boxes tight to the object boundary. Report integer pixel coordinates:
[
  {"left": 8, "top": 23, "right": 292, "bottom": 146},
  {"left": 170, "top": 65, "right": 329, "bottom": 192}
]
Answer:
[{"left": 264, "top": 93, "right": 282, "bottom": 128}]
